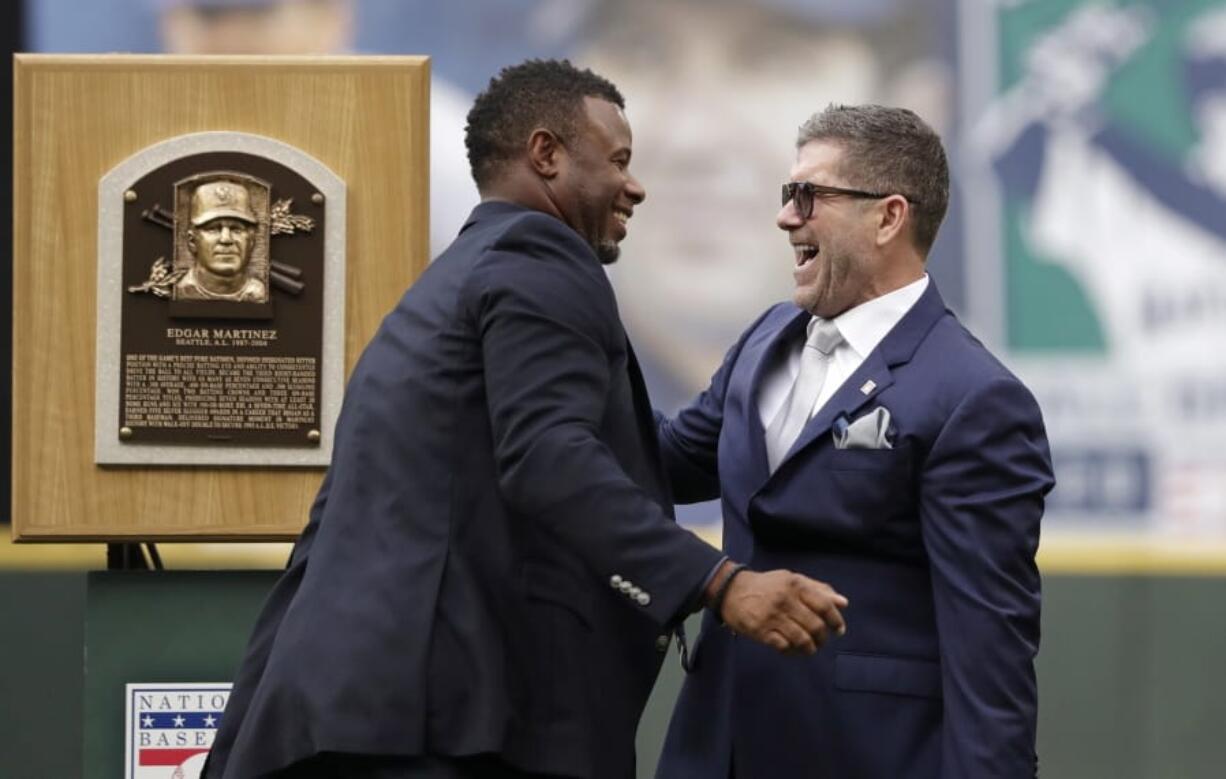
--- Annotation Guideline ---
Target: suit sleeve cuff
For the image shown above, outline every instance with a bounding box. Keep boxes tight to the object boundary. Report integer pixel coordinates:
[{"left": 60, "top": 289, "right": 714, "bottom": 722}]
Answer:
[{"left": 686, "top": 555, "right": 728, "bottom": 614}]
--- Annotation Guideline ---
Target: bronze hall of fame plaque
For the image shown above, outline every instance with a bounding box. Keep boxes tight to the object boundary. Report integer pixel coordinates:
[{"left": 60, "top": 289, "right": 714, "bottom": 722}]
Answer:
[{"left": 96, "top": 133, "right": 346, "bottom": 467}]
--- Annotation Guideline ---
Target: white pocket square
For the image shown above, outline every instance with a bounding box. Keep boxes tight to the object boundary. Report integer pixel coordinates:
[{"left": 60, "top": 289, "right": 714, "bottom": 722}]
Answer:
[{"left": 833, "top": 407, "right": 893, "bottom": 450}]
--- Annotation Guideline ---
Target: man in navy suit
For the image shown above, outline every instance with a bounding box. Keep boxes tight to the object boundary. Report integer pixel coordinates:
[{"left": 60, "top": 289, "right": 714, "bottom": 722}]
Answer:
[
  {"left": 203, "top": 60, "right": 849, "bottom": 779},
  {"left": 656, "top": 105, "right": 1055, "bottom": 778}
]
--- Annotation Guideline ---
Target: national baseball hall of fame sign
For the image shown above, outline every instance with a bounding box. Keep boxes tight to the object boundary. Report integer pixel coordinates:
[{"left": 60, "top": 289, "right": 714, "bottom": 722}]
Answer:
[{"left": 96, "top": 132, "right": 346, "bottom": 467}]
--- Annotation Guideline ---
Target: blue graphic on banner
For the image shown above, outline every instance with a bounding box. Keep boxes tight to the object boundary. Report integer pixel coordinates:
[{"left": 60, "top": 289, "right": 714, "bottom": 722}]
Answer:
[{"left": 138, "top": 712, "right": 224, "bottom": 730}]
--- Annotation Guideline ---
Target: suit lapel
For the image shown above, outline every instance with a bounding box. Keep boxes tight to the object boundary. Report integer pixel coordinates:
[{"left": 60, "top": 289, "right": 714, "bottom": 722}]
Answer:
[
  {"left": 771, "top": 281, "right": 950, "bottom": 474},
  {"left": 782, "top": 350, "right": 895, "bottom": 464},
  {"left": 740, "top": 308, "right": 811, "bottom": 480}
]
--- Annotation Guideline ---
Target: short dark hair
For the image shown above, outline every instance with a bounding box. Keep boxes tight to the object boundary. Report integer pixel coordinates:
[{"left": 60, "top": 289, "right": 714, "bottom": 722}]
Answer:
[
  {"left": 465, "top": 59, "right": 625, "bottom": 189},
  {"left": 798, "top": 104, "right": 949, "bottom": 254}
]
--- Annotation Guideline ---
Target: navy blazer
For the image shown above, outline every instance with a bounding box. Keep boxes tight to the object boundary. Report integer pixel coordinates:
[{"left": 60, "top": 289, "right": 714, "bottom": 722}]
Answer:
[
  {"left": 205, "top": 202, "right": 723, "bottom": 779},
  {"left": 656, "top": 283, "right": 1054, "bottom": 779}
]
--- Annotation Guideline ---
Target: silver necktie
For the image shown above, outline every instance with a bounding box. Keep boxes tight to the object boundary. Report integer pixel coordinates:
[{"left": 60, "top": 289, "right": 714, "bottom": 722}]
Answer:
[{"left": 765, "top": 320, "right": 843, "bottom": 471}]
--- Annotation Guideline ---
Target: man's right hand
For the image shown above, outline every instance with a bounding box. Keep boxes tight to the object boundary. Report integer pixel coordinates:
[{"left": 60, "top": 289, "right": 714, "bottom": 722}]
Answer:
[{"left": 708, "top": 565, "right": 848, "bottom": 655}]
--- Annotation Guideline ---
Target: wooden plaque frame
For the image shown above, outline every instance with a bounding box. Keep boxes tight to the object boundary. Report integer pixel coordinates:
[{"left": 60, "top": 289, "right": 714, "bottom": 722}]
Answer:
[{"left": 12, "top": 55, "right": 430, "bottom": 540}]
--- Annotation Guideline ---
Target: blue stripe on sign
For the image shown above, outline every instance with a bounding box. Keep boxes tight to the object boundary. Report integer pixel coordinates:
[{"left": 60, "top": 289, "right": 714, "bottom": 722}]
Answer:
[{"left": 138, "top": 712, "right": 223, "bottom": 729}]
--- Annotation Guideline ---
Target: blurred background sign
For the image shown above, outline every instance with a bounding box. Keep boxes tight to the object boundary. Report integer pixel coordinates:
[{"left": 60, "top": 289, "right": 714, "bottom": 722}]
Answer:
[{"left": 962, "top": 0, "right": 1226, "bottom": 565}]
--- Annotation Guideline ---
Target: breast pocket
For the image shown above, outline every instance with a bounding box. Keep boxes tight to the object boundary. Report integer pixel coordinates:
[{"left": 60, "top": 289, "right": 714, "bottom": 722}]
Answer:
[
  {"left": 824, "top": 444, "right": 913, "bottom": 472},
  {"left": 750, "top": 443, "right": 917, "bottom": 541},
  {"left": 821, "top": 444, "right": 915, "bottom": 526}
]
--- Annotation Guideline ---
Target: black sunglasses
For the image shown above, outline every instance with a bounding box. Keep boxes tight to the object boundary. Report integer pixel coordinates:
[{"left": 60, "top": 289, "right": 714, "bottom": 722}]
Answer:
[{"left": 781, "top": 182, "right": 918, "bottom": 220}]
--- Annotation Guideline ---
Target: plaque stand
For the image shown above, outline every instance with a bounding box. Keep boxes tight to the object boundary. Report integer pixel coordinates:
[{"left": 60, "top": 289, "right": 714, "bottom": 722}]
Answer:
[{"left": 105, "top": 543, "right": 163, "bottom": 571}]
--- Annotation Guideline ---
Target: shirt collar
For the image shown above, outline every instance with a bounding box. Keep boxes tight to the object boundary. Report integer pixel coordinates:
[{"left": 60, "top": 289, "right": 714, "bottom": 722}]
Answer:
[{"left": 808, "top": 274, "right": 929, "bottom": 359}]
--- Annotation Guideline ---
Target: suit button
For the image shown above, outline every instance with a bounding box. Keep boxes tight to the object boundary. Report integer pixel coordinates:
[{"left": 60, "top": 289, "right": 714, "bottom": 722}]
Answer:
[
  {"left": 610, "top": 575, "right": 622, "bottom": 588},
  {"left": 628, "top": 586, "right": 642, "bottom": 599},
  {"left": 636, "top": 592, "right": 651, "bottom": 606},
  {"left": 655, "top": 634, "right": 670, "bottom": 652},
  {"left": 619, "top": 581, "right": 633, "bottom": 593}
]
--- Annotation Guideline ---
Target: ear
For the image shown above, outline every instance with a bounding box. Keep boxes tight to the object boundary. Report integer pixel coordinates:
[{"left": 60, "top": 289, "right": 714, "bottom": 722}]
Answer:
[
  {"left": 874, "top": 195, "right": 910, "bottom": 247},
  {"left": 186, "top": 229, "right": 197, "bottom": 252},
  {"left": 527, "top": 128, "right": 564, "bottom": 179}
]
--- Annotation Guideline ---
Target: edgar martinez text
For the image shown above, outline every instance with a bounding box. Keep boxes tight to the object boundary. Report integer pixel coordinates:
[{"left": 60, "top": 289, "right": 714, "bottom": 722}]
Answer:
[{"left": 166, "top": 327, "right": 278, "bottom": 346}]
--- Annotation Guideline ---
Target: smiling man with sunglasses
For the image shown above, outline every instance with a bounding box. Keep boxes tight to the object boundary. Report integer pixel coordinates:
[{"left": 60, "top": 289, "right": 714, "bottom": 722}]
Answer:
[{"left": 655, "top": 104, "right": 1055, "bottom": 779}]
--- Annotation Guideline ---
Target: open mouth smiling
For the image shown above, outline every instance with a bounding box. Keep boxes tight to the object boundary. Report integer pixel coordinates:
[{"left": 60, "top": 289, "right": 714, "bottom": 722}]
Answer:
[{"left": 793, "top": 243, "right": 819, "bottom": 267}]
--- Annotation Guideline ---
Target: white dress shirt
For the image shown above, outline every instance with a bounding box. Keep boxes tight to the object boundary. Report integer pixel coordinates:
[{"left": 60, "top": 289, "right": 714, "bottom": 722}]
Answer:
[{"left": 758, "top": 275, "right": 929, "bottom": 428}]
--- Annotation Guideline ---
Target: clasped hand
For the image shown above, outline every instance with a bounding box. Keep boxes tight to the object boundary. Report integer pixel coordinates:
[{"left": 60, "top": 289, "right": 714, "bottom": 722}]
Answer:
[{"left": 714, "top": 567, "right": 848, "bottom": 655}]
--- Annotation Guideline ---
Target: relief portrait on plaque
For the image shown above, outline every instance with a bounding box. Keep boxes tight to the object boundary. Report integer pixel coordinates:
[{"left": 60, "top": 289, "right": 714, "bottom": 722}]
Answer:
[
  {"left": 97, "top": 135, "right": 345, "bottom": 466},
  {"left": 174, "top": 174, "right": 270, "bottom": 303},
  {"left": 127, "top": 166, "right": 315, "bottom": 315}
]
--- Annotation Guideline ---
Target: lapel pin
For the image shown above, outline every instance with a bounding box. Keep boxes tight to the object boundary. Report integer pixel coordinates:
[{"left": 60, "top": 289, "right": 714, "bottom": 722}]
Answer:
[{"left": 860, "top": 380, "right": 877, "bottom": 395}]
